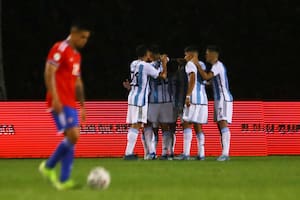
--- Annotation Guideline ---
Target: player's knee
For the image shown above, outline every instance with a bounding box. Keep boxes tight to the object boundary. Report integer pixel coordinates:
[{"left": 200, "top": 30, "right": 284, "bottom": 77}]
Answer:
[
  {"left": 66, "top": 128, "right": 80, "bottom": 144},
  {"left": 218, "top": 120, "right": 228, "bottom": 129}
]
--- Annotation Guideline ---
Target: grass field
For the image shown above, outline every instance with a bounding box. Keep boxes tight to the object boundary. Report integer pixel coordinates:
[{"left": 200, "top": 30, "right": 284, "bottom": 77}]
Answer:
[{"left": 0, "top": 156, "right": 299, "bottom": 200}]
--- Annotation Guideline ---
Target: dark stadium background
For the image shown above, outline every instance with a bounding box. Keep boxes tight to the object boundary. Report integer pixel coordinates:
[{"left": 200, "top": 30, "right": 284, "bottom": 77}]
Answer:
[{"left": 2, "top": 0, "right": 299, "bottom": 100}]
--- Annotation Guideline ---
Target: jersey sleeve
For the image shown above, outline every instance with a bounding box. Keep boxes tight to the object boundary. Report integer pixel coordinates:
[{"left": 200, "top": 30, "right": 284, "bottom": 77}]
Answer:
[
  {"left": 145, "top": 63, "right": 160, "bottom": 79},
  {"left": 211, "top": 63, "right": 221, "bottom": 76},
  {"left": 46, "top": 43, "right": 64, "bottom": 67},
  {"left": 199, "top": 61, "right": 206, "bottom": 70},
  {"left": 185, "top": 61, "right": 197, "bottom": 75}
]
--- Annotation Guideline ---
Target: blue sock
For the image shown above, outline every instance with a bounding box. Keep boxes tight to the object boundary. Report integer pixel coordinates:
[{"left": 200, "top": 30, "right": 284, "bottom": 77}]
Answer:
[
  {"left": 60, "top": 146, "right": 74, "bottom": 182},
  {"left": 46, "top": 138, "right": 73, "bottom": 168}
]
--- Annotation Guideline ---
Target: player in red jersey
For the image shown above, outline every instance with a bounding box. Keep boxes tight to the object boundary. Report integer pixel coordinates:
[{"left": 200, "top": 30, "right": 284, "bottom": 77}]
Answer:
[{"left": 39, "top": 23, "right": 90, "bottom": 190}]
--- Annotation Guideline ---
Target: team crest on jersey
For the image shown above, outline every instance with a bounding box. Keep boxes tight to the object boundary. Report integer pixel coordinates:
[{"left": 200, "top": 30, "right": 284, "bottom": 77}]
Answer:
[{"left": 53, "top": 53, "right": 61, "bottom": 61}]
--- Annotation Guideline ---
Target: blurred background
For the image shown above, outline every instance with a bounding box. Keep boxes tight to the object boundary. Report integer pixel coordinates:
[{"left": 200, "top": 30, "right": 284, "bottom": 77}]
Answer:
[{"left": 1, "top": 0, "right": 299, "bottom": 100}]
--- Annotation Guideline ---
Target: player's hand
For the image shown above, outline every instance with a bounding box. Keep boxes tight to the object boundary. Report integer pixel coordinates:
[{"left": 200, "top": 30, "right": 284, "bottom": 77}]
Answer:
[
  {"left": 122, "top": 79, "right": 131, "bottom": 91},
  {"left": 80, "top": 106, "right": 86, "bottom": 122},
  {"left": 52, "top": 97, "right": 63, "bottom": 113},
  {"left": 185, "top": 96, "right": 191, "bottom": 107},
  {"left": 160, "top": 54, "right": 169, "bottom": 65}
]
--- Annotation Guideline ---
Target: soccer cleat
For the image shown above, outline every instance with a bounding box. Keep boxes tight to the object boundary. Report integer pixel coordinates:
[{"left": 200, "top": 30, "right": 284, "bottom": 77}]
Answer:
[
  {"left": 196, "top": 156, "right": 205, "bottom": 161},
  {"left": 39, "top": 160, "right": 58, "bottom": 186},
  {"left": 144, "top": 153, "right": 156, "bottom": 160},
  {"left": 55, "top": 179, "right": 77, "bottom": 191},
  {"left": 123, "top": 154, "right": 138, "bottom": 160},
  {"left": 216, "top": 155, "right": 230, "bottom": 161},
  {"left": 174, "top": 154, "right": 190, "bottom": 160},
  {"left": 159, "top": 155, "right": 168, "bottom": 160}
]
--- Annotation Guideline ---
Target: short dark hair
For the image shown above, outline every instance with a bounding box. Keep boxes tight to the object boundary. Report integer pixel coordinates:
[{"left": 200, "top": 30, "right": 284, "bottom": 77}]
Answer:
[
  {"left": 149, "top": 44, "right": 160, "bottom": 55},
  {"left": 136, "top": 45, "right": 149, "bottom": 58},
  {"left": 71, "top": 20, "right": 92, "bottom": 32},
  {"left": 207, "top": 45, "right": 221, "bottom": 54},
  {"left": 184, "top": 45, "right": 199, "bottom": 53}
]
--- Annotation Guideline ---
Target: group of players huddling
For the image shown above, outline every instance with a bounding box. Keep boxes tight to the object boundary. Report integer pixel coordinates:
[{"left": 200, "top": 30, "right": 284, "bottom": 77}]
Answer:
[
  {"left": 38, "top": 23, "right": 233, "bottom": 190},
  {"left": 123, "top": 44, "right": 233, "bottom": 162}
]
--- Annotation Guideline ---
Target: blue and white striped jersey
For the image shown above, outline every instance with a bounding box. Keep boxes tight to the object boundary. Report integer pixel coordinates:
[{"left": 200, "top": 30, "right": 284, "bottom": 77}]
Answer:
[
  {"left": 128, "top": 60, "right": 161, "bottom": 106},
  {"left": 211, "top": 61, "right": 233, "bottom": 101},
  {"left": 185, "top": 61, "right": 208, "bottom": 105},
  {"left": 148, "top": 61, "right": 173, "bottom": 104}
]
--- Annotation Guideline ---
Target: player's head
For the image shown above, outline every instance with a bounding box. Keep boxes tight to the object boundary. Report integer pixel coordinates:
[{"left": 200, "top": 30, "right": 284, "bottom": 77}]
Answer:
[
  {"left": 149, "top": 44, "right": 161, "bottom": 62},
  {"left": 206, "top": 45, "right": 220, "bottom": 64},
  {"left": 184, "top": 45, "right": 199, "bottom": 62},
  {"left": 136, "top": 44, "right": 151, "bottom": 61},
  {"left": 69, "top": 23, "right": 91, "bottom": 49}
]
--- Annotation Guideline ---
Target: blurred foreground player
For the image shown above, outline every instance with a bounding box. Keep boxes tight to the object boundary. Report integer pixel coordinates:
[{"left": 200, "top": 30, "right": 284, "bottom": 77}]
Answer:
[
  {"left": 39, "top": 23, "right": 90, "bottom": 189},
  {"left": 193, "top": 45, "right": 233, "bottom": 161}
]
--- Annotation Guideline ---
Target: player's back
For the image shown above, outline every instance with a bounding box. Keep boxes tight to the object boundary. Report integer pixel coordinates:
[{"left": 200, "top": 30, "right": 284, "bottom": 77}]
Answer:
[
  {"left": 211, "top": 61, "right": 233, "bottom": 102},
  {"left": 128, "top": 60, "right": 160, "bottom": 107},
  {"left": 46, "top": 40, "right": 81, "bottom": 109},
  {"left": 148, "top": 61, "right": 172, "bottom": 104}
]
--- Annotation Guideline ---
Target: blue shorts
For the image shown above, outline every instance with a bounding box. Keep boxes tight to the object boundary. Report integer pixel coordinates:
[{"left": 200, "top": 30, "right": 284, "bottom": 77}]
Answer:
[{"left": 51, "top": 106, "right": 79, "bottom": 133}]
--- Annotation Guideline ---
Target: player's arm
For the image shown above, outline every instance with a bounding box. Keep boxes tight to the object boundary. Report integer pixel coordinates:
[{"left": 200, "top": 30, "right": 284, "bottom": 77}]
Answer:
[
  {"left": 123, "top": 79, "right": 131, "bottom": 91},
  {"left": 44, "top": 63, "right": 62, "bottom": 113},
  {"left": 185, "top": 72, "right": 195, "bottom": 107},
  {"left": 192, "top": 58, "right": 214, "bottom": 80},
  {"left": 76, "top": 77, "right": 86, "bottom": 121},
  {"left": 158, "top": 54, "right": 168, "bottom": 79}
]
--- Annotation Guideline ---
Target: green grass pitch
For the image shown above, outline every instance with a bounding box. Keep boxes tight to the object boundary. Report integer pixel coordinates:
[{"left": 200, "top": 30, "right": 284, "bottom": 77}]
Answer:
[{"left": 0, "top": 156, "right": 299, "bottom": 200}]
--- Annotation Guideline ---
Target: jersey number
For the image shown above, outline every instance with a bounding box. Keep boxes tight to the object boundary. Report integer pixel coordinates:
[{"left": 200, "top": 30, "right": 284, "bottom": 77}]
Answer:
[
  {"left": 72, "top": 64, "right": 80, "bottom": 76},
  {"left": 130, "top": 72, "right": 139, "bottom": 87}
]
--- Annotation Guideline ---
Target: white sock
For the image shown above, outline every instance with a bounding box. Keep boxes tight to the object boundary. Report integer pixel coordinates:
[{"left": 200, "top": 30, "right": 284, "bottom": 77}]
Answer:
[
  {"left": 196, "top": 132, "right": 205, "bottom": 158},
  {"left": 125, "top": 128, "right": 139, "bottom": 155},
  {"left": 141, "top": 133, "right": 148, "bottom": 158},
  {"left": 152, "top": 133, "right": 157, "bottom": 154},
  {"left": 221, "top": 127, "right": 231, "bottom": 156},
  {"left": 183, "top": 128, "right": 192, "bottom": 156},
  {"left": 162, "top": 131, "right": 171, "bottom": 156},
  {"left": 172, "top": 134, "right": 176, "bottom": 155},
  {"left": 144, "top": 127, "right": 155, "bottom": 154}
]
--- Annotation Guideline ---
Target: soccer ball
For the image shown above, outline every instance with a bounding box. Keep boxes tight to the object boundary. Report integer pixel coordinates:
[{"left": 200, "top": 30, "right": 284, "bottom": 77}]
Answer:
[{"left": 87, "top": 167, "right": 111, "bottom": 190}]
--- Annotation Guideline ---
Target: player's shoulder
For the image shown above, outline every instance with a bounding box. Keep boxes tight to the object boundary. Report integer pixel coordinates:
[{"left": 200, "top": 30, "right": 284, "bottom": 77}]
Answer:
[
  {"left": 130, "top": 59, "right": 140, "bottom": 66},
  {"left": 199, "top": 61, "right": 206, "bottom": 70},
  {"left": 51, "top": 40, "right": 71, "bottom": 53},
  {"left": 186, "top": 61, "right": 197, "bottom": 70}
]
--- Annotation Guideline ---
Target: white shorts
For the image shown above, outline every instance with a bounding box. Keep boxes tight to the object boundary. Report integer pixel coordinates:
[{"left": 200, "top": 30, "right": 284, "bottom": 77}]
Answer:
[
  {"left": 148, "top": 102, "right": 177, "bottom": 124},
  {"left": 182, "top": 104, "right": 208, "bottom": 124},
  {"left": 126, "top": 105, "right": 148, "bottom": 124},
  {"left": 214, "top": 100, "right": 233, "bottom": 123}
]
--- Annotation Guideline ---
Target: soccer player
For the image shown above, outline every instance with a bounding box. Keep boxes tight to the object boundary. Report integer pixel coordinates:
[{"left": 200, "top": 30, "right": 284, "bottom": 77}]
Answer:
[
  {"left": 146, "top": 45, "right": 177, "bottom": 160},
  {"left": 192, "top": 45, "right": 233, "bottom": 161},
  {"left": 39, "top": 23, "right": 90, "bottom": 189},
  {"left": 176, "top": 46, "right": 208, "bottom": 160},
  {"left": 124, "top": 45, "right": 168, "bottom": 160}
]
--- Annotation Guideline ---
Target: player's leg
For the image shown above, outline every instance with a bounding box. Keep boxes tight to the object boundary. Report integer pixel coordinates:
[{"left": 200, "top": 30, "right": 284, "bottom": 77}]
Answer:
[
  {"left": 140, "top": 130, "right": 148, "bottom": 159},
  {"left": 160, "top": 123, "right": 171, "bottom": 159},
  {"left": 144, "top": 103, "right": 159, "bottom": 159},
  {"left": 152, "top": 123, "right": 159, "bottom": 154},
  {"left": 56, "top": 126, "right": 79, "bottom": 190},
  {"left": 170, "top": 122, "right": 176, "bottom": 157},
  {"left": 194, "top": 104, "right": 208, "bottom": 160},
  {"left": 144, "top": 123, "right": 156, "bottom": 160},
  {"left": 216, "top": 101, "right": 233, "bottom": 161},
  {"left": 124, "top": 105, "right": 145, "bottom": 159},
  {"left": 194, "top": 124, "right": 205, "bottom": 160},
  {"left": 159, "top": 103, "right": 176, "bottom": 159}
]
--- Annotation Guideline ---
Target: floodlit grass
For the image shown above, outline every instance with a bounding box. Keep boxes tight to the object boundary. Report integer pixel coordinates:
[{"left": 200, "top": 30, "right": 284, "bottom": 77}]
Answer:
[{"left": 0, "top": 156, "right": 299, "bottom": 200}]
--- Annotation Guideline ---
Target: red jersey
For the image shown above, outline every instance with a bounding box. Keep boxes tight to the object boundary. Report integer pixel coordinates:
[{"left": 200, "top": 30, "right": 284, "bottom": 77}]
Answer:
[{"left": 46, "top": 40, "right": 81, "bottom": 109}]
